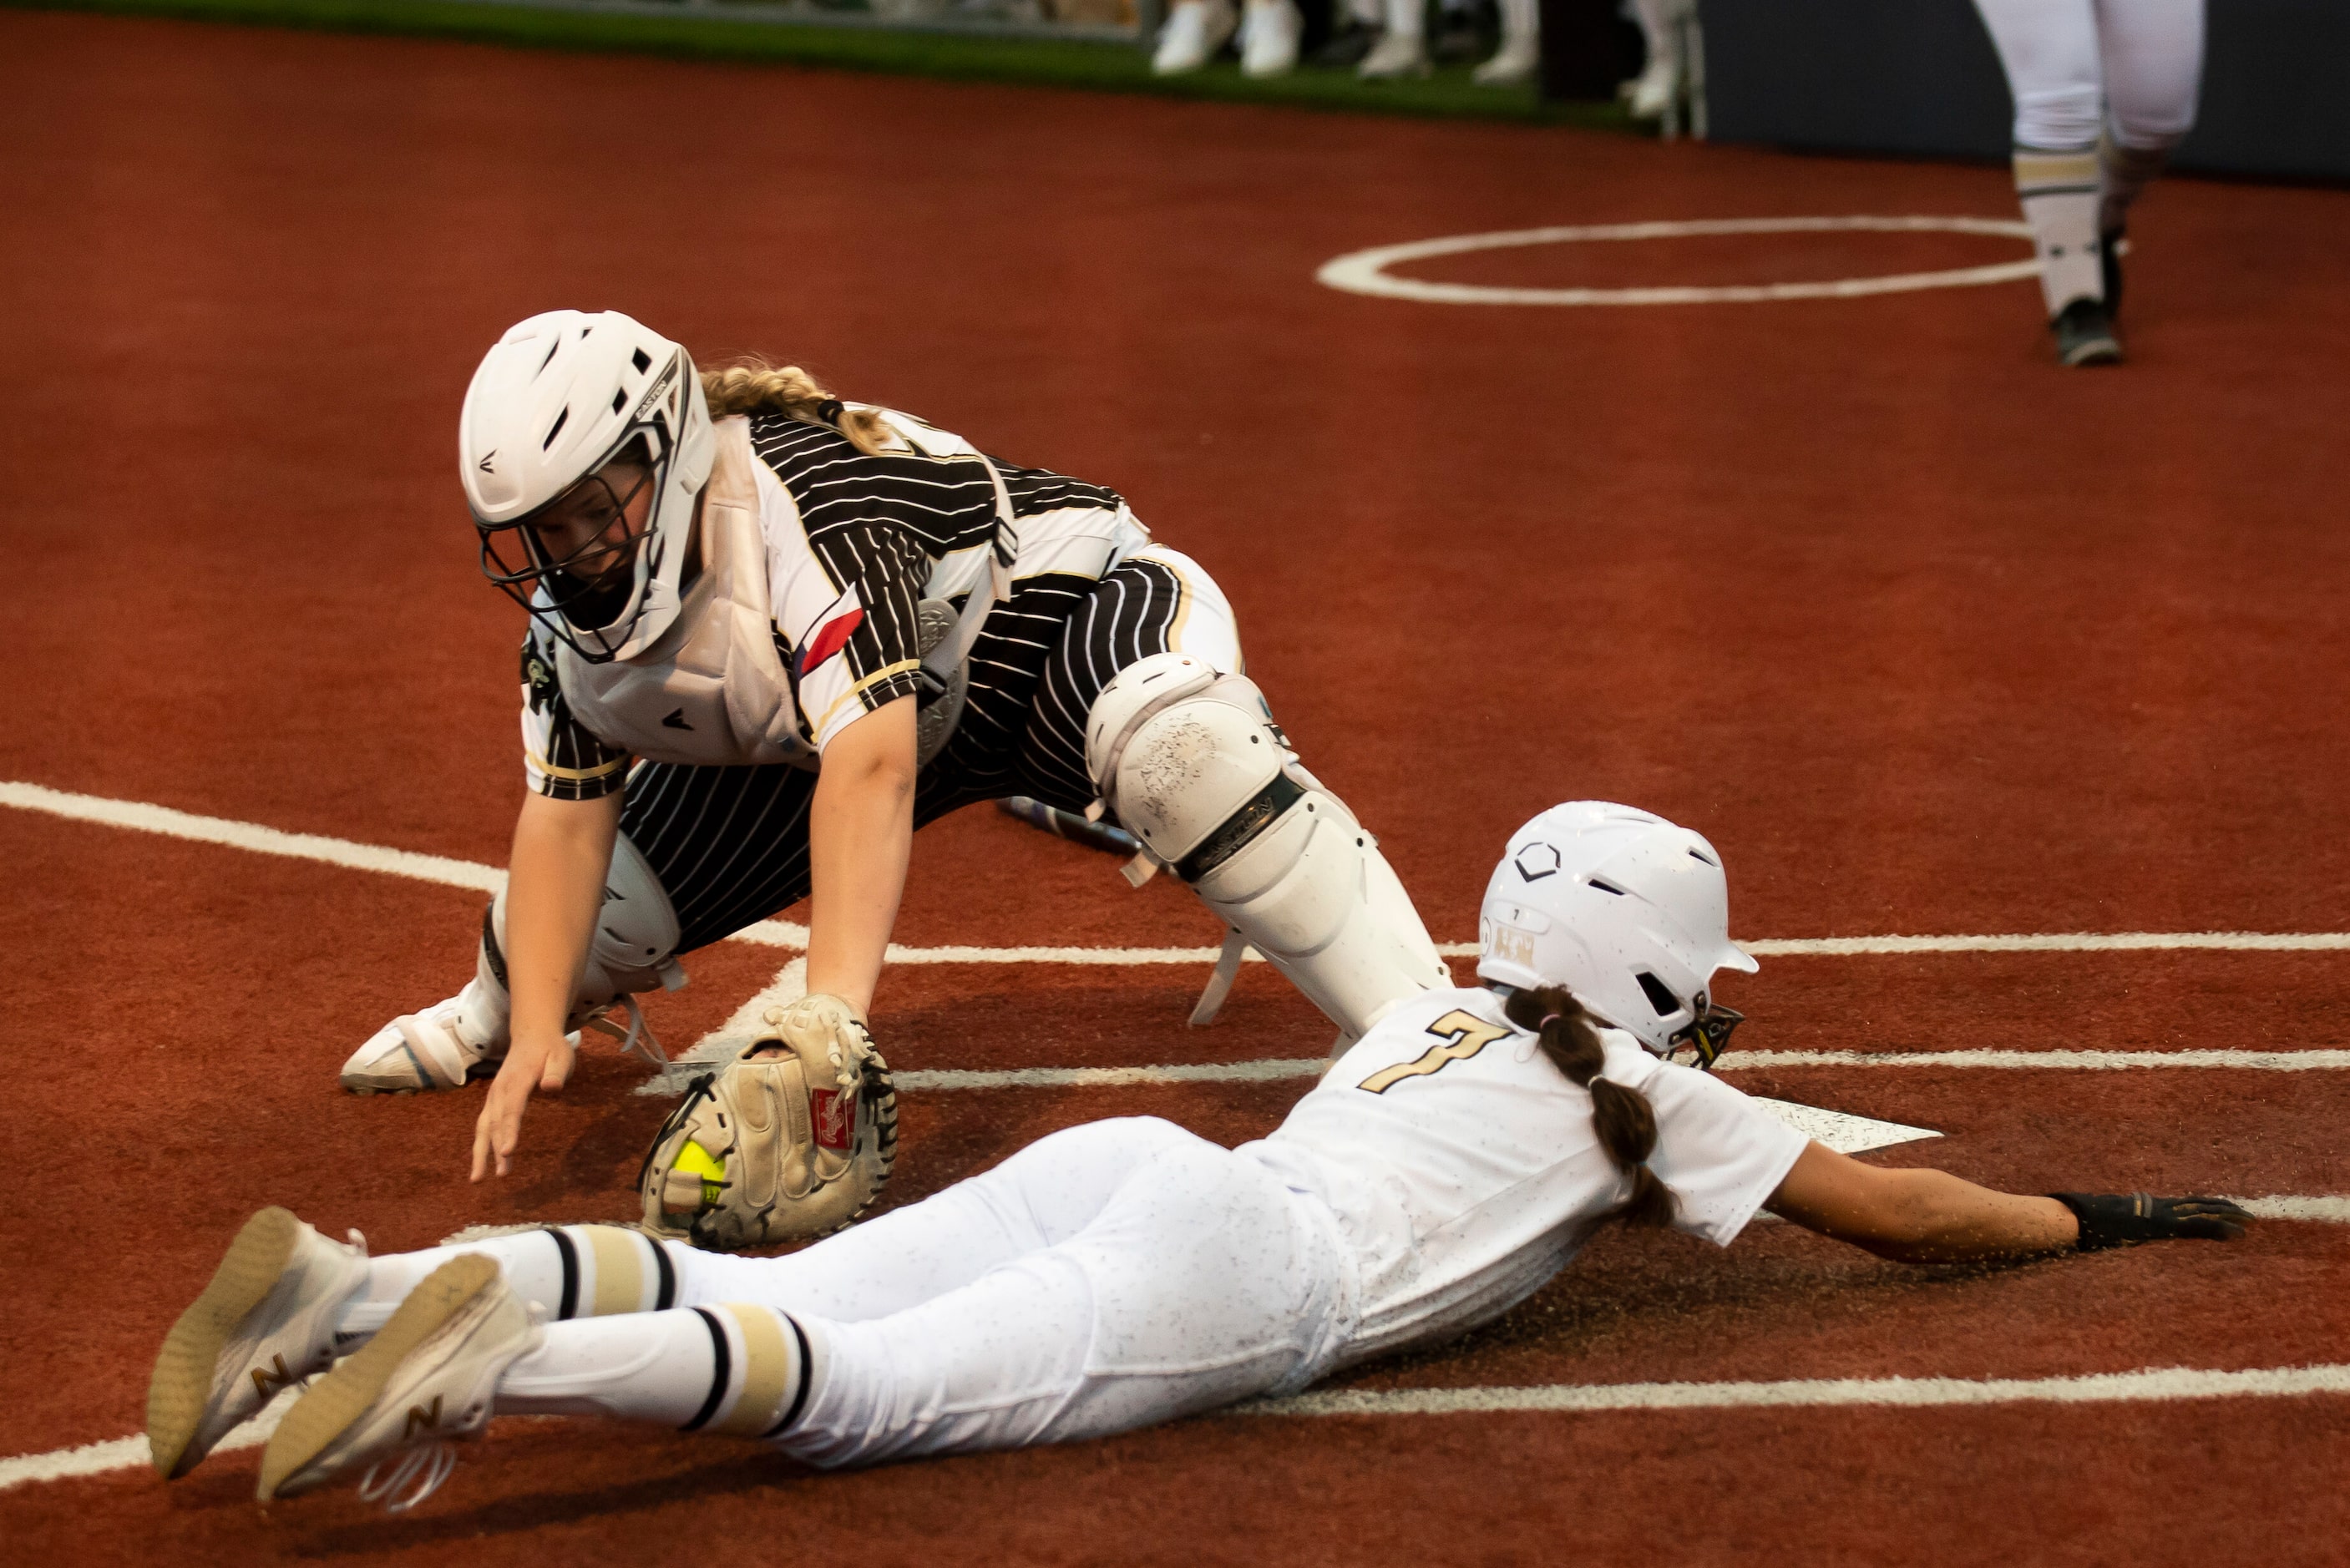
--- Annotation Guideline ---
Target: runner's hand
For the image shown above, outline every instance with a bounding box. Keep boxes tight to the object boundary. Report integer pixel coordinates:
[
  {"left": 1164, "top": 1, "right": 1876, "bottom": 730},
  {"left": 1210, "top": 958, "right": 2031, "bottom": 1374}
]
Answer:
[{"left": 2051, "top": 1192, "right": 2252, "bottom": 1250}]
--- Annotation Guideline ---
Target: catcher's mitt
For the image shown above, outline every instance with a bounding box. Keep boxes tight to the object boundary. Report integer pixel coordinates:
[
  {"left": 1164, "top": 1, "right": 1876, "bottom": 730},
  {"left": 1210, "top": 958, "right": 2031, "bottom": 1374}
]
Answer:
[{"left": 637, "top": 994, "right": 898, "bottom": 1250}]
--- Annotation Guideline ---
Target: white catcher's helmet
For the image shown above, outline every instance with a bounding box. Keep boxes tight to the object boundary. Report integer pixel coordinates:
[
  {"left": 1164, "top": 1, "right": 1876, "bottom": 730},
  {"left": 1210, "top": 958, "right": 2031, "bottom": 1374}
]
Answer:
[
  {"left": 1477, "top": 802, "right": 1758, "bottom": 1066},
  {"left": 460, "top": 310, "right": 716, "bottom": 663}
]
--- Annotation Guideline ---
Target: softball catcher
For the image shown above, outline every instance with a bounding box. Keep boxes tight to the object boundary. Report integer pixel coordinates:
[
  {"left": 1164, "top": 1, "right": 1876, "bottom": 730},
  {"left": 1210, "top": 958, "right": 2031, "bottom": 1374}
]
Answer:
[{"left": 339, "top": 311, "right": 1450, "bottom": 1185}]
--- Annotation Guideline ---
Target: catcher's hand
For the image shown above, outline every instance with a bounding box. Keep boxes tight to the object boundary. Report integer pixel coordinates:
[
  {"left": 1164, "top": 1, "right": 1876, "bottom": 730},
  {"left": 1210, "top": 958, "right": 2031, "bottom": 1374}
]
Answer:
[{"left": 638, "top": 994, "right": 898, "bottom": 1250}]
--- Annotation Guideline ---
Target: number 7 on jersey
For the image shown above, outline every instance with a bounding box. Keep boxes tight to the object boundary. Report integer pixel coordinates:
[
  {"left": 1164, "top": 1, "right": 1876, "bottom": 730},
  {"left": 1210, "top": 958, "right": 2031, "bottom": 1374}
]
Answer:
[{"left": 1358, "top": 1011, "right": 1515, "bottom": 1094}]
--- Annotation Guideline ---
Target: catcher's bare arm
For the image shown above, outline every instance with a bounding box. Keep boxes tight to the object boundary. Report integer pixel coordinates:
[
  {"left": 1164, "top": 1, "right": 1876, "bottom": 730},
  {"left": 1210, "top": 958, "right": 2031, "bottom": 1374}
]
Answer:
[
  {"left": 472, "top": 789, "right": 623, "bottom": 1181},
  {"left": 805, "top": 695, "right": 918, "bottom": 1018}
]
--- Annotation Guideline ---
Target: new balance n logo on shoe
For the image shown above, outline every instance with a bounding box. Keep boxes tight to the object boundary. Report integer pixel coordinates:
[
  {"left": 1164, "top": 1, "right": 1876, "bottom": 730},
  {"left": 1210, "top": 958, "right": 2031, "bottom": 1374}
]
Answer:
[
  {"left": 250, "top": 1354, "right": 300, "bottom": 1400},
  {"left": 402, "top": 1396, "right": 446, "bottom": 1441}
]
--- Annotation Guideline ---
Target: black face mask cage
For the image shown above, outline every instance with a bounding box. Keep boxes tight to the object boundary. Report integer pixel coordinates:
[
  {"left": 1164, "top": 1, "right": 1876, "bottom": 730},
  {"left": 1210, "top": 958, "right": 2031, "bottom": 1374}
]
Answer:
[
  {"left": 1667, "top": 994, "right": 1745, "bottom": 1071},
  {"left": 477, "top": 431, "right": 667, "bottom": 664}
]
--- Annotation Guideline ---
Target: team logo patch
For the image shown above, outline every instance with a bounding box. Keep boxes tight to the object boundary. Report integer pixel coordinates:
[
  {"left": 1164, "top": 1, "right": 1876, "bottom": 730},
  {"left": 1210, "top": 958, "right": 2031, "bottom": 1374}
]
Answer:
[
  {"left": 1486, "top": 920, "right": 1538, "bottom": 971},
  {"left": 810, "top": 1088, "right": 855, "bottom": 1151},
  {"left": 794, "top": 587, "right": 867, "bottom": 680}
]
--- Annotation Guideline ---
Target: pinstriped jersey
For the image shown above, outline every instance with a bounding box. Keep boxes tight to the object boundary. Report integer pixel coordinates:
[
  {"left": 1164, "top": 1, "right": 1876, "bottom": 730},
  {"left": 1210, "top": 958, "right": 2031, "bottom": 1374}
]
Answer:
[{"left": 523, "top": 406, "right": 1144, "bottom": 799}]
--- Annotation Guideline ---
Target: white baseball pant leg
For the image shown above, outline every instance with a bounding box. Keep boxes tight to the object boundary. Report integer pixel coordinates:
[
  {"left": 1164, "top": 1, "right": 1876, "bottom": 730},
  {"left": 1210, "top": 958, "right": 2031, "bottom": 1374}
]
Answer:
[
  {"left": 665, "top": 1116, "right": 1350, "bottom": 1467},
  {"left": 1973, "top": 0, "right": 2205, "bottom": 311}
]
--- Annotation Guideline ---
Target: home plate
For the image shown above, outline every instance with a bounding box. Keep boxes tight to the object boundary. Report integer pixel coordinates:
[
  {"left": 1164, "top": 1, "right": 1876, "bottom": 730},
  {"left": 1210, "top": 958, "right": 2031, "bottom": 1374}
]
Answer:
[{"left": 1750, "top": 1098, "right": 1941, "bottom": 1155}]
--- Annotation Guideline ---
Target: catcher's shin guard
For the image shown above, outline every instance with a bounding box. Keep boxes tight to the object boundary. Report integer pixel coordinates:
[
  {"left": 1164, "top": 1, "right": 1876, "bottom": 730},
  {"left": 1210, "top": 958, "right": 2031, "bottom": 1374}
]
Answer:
[
  {"left": 1085, "top": 653, "right": 1450, "bottom": 1044},
  {"left": 340, "top": 832, "right": 687, "bottom": 1093}
]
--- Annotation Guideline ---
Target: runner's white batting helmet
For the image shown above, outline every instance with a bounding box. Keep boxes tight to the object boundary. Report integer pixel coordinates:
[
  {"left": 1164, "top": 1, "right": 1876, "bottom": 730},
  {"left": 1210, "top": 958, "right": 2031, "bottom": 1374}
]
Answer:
[
  {"left": 1477, "top": 802, "right": 1757, "bottom": 1065},
  {"left": 460, "top": 310, "right": 715, "bottom": 662}
]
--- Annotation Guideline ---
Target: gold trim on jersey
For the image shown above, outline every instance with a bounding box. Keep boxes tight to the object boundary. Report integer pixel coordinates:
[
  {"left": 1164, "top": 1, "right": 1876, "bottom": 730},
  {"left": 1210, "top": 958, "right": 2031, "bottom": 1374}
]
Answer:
[
  {"left": 526, "top": 746, "right": 631, "bottom": 782},
  {"left": 809, "top": 658, "right": 924, "bottom": 740}
]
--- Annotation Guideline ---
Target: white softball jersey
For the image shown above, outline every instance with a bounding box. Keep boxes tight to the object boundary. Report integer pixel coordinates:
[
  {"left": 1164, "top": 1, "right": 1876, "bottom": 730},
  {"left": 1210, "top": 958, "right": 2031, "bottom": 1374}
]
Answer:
[
  {"left": 1243, "top": 985, "right": 1810, "bottom": 1365},
  {"left": 628, "top": 987, "right": 1806, "bottom": 1465}
]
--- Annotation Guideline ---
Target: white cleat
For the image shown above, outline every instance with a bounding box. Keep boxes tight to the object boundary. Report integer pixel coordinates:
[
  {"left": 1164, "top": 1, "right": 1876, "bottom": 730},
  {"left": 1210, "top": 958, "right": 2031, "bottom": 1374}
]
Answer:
[
  {"left": 341, "top": 982, "right": 509, "bottom": 1095},
  {"left": 259, "top": 1255, "right": 542, "bottom": 1508},
  {"left": 1356, "top": 29, "right": 1430, "bottom": 78},
  {"left": 1152, "top": 0, "right": 1238, "bottom": 73},
  {"left": 147, "top": 1207, "right": 372, "bottom": 1480},
  {"left": 1473, "top": 38, "right": 1538, "bottom": 84},
  {"left": 1240, "top": 0, "right": 1302, "bottom": 76},
  {"left": 1623, "top": 57, "right": 1679, "bottom": 119}
]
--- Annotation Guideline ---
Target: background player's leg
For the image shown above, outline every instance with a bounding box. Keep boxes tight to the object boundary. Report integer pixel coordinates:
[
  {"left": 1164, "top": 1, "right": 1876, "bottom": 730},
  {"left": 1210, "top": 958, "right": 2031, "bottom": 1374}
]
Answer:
[
  {"left": 2093, "top": 0, "right": 2206, "bottom": 266},
  {"left": 1974, "top": 0, "right": 2117, "bottom": 361}
]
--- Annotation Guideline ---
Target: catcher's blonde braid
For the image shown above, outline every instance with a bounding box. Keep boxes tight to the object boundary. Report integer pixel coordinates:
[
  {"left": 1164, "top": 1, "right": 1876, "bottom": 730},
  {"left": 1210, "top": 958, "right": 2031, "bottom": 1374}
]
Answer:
[
  {"left": 698, "top": 357, "right": 896, "bottom": 458},
  {"left": 1501, "top": 984, "right": 1678, "bottom": 1229}
]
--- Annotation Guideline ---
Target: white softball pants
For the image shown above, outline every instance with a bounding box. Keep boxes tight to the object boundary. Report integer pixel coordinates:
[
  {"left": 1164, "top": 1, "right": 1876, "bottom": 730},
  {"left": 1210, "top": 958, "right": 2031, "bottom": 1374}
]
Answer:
[
  {"left": 1973, "top": 0, "right": 2205, "bottom": 153},
  {"left": 668, "top": 1116, "right": 1353, "bottom": 1468}
]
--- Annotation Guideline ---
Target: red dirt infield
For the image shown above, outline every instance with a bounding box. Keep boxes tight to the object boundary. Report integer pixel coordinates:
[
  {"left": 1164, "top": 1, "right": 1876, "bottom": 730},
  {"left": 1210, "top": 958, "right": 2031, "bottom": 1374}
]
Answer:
[{"left": 2, "top": 8, "right": 2347, "bottom": 1563}]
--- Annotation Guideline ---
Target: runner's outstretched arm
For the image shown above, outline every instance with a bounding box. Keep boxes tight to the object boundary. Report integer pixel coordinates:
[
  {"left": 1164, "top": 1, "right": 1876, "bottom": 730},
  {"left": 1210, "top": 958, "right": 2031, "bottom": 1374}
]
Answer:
[{"left": 1764, "top": 1143, "right": 2250, "bottom": 1263}]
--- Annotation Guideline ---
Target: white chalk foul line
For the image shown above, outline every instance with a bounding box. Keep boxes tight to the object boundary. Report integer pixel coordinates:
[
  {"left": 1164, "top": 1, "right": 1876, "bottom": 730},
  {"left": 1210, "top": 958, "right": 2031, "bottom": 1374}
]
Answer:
[
  {"left": 0, "top": 781, "right": 811, "bottom": 946},
  {"left": 0, "top": 1388, "right": 294, "bottom": 1495},
  {"left": 1728, "top": 1048, "right": 2350, "bottom": 1072},
  {"left": 11, "top": 1346, "right": 2346, "bottom": 1496},
  {"left": 884, "top": 1046, "right": 2350, "bottom": 1094},
  {"left": 1245, "top": 1361, "right": 2350, "bottom": 1419},
  {"left": 10, "top": 780, "right": 2350, "bottom": 966}
]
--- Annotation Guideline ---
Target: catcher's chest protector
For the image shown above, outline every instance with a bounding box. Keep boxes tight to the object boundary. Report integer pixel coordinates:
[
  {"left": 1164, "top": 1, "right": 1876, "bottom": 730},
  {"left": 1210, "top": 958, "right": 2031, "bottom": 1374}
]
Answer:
[{"left": 556, "top": 417, "right": 820, "bottom": 770}]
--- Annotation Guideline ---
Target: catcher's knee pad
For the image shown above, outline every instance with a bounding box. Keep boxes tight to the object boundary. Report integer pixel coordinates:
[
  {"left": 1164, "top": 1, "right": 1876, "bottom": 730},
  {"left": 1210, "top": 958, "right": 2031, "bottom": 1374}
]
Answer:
[
  {"left": 1084, "top": 653, "right": 1450, "bottom": 1043},
  {"left": 480, "top": 830, "right": 687, "bottom": 1063}
]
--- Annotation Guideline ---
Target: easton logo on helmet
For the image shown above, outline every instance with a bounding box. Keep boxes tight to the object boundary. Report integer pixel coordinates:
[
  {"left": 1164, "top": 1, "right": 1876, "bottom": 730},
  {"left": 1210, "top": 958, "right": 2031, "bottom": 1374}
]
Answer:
[{"left": 1514, "top": 842, "right": 1562, "bottom": 882}]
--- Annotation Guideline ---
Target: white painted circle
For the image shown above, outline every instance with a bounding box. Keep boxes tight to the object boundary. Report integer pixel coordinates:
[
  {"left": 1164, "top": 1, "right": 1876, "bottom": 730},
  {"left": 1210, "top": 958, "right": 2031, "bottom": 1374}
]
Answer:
[{"left": 1314, "top": 215, "right": 2041, "bottom": 307}]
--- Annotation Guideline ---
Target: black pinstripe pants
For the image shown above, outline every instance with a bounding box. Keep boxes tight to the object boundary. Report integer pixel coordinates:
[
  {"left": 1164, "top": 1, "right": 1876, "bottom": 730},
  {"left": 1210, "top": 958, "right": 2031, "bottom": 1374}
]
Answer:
[{"left": 620, "top": 556, "right": 1193, "bottom": 953}]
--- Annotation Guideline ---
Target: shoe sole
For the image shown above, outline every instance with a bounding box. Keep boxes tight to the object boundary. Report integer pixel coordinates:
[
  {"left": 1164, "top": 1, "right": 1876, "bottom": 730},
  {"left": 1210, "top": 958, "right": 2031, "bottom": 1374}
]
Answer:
[
  {"left": 257, "top": 1254, "right": 500, "bottom": 1501},
  {"left": 2062, "top": 341, "right": 2124, "bottom": 367},
  {"left": 147, "top": 1206, "right": 302, "bottom": 1479}
]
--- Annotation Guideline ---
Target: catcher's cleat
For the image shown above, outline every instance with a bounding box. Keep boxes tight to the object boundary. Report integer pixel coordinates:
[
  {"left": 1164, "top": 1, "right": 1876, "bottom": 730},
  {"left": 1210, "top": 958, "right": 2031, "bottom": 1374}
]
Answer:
[
  {"left": 342, "top": 981, "right": 511, "bottom": 1095},
  {"left": 147, "top": 1207, "right": 371, "bottom": 1480},
  {"left": 258, "top": 1255, "right": 542, "bottom": 1508},
  {"left": 2053, "top": 299, "right": 2123, "bottom": 367}
]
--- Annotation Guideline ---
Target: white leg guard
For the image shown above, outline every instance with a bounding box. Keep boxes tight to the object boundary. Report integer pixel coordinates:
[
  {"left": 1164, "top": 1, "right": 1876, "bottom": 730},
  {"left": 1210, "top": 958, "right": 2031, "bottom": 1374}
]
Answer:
[
  {"left": 1085, "top": 653, "right": 1451, "bottom": 1044},
  {"left": 339, "top": 832, "right": 688, "bottom": 1093}
]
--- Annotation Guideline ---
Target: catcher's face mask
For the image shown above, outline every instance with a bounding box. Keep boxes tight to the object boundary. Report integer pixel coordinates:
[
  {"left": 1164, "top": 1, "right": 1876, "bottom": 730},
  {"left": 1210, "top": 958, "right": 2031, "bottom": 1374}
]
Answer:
[
  {"left": 1667, "top": 992, "right": 1745, "bottom": 1070},
  {"left": 478, "top": 436, "right": 666, "bottom": 655}
]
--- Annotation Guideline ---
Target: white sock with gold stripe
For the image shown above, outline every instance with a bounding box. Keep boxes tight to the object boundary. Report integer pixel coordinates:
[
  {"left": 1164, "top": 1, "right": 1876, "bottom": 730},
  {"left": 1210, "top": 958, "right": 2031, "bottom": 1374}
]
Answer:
[
  {"left": 2013, "top": 146, "right": 2107, "bottom": 316},
  {"left": 493, "top": 1304, "right": 811, "bottom": 1436},
  {"left": 337, "top": 1226, "right": 678, "bottom": 1343}
]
